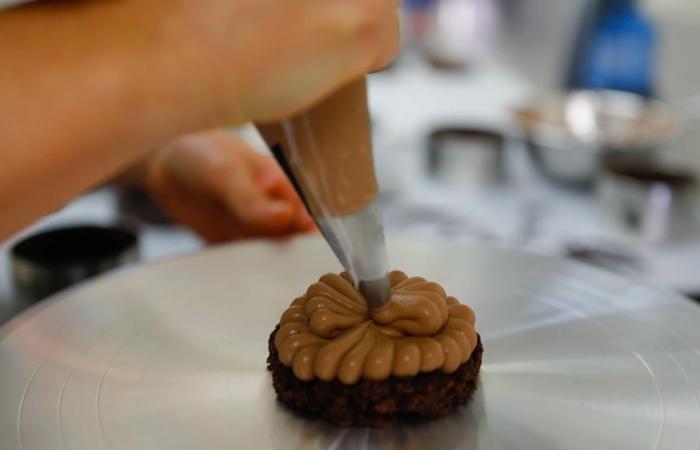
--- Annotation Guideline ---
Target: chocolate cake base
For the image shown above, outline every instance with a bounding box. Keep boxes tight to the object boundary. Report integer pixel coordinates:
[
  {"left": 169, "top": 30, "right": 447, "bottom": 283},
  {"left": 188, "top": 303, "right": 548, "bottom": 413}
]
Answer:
[{"left": 267, "top": 327, "right": 483, "bottom": 428}]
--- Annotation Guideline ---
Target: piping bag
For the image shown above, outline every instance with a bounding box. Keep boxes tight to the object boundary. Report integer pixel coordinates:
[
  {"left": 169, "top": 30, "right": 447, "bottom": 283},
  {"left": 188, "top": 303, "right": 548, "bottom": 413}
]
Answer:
[{"left": 257, "top": 77, "right": 391, "bottom": 309}]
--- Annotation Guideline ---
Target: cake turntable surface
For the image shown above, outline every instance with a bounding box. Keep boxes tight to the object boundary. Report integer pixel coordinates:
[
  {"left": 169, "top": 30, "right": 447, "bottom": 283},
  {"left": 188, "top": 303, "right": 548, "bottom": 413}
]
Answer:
[{"left": 1, "top": 236, "right": 699, "bottom": 450}]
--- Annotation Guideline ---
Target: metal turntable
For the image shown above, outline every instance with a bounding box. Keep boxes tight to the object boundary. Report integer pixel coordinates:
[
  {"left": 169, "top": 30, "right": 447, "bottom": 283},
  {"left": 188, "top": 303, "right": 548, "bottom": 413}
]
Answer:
[{"left": 1, "top": 236, "right": 699, "bottom": 449}]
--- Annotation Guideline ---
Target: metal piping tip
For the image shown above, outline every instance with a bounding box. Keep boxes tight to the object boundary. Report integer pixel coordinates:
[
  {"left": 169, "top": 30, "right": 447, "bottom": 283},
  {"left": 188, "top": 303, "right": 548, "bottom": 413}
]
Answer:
[
  {"left": 270, "top": 143, "right": 392, "bottom": 309},
  {"left": 359, "top": 276, "right": 391, "bottom": 309}
]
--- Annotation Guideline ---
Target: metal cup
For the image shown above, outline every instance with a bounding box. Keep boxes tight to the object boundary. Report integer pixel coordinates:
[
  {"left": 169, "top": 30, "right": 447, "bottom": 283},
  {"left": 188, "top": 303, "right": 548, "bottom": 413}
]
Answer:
[
  {"left": 426, "top": 127, "right": 505, "bottom": 191},
  {"left": 11, "top": 225, "right": 139, "bottom": 301}
]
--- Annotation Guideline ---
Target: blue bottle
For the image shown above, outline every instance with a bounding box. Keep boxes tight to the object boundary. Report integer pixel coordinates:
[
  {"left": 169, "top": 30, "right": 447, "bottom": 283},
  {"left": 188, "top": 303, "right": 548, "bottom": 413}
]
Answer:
[{"left": 566, "top": 0, "right": 657, "bottom": 97}]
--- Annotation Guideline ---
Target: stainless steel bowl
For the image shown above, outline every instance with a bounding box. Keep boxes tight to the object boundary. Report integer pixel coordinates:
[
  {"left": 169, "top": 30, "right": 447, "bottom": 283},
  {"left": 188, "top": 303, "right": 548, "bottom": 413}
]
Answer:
[{"left": 514, "top": 90, "right": 676, "bottom": 189}]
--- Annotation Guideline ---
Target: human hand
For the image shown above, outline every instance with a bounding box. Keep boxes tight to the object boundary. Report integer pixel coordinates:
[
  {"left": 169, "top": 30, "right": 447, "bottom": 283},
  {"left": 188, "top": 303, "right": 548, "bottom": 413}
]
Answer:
[
  {"left": 139, "top": 0, "right": 401, "bottom": 125},
  {"left": 145, "top": 130, "right": 315, "bottom": 243},
  {"left": 0, "top": 0, "right": 399, "bottom": 241}
]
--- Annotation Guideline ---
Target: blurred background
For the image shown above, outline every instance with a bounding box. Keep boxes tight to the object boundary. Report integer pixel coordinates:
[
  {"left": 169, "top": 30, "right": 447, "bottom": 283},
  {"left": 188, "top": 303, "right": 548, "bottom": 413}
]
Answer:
[{"left": 2, "top": 0, "right": 700, "bottom": 320}]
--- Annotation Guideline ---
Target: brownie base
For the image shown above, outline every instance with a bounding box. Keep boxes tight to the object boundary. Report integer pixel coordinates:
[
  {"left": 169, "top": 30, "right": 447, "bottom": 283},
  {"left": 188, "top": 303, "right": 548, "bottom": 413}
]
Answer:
[{"left": 267, "top": 327, "right": 483, "bottom": 428}]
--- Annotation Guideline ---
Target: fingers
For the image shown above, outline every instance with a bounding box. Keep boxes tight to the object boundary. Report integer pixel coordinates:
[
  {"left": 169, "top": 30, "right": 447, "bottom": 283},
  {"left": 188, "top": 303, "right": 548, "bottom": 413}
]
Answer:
[
  {"left": 152, "top": 128, "right": 320, "bottom": 241},
  {"left": 255, "top": 162, "right": 316, "bottom": 232},
  {"left": 224, "top": 177, "right": 295, "bottom": 233},
  {"left": 214, "top": 152, "right": 299, "bottom": 234},
  {"left": 116, "top": 0, "right": 404, "bottom": 130},
  {"left": 257, "top": 166, "right": 297, "bottom": 203},
  {"left": 254, "top": 160, "right": 312, "bottom": 223},
  {"left": 241, "top": 0, "right": 402, "bottom": 122}
]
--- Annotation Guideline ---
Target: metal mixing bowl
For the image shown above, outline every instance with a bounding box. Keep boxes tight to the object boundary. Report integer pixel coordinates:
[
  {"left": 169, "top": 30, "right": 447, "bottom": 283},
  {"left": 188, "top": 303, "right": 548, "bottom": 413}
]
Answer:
[{"left": 514, "top": 90, "right": 676, "bottom": 189}]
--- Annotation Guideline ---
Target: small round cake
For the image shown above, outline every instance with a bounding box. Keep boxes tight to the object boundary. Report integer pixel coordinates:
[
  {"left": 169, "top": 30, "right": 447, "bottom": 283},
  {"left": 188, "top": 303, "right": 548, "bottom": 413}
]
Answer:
[{"left": 267, "top": 271, "right": 483, "bottom": 428}]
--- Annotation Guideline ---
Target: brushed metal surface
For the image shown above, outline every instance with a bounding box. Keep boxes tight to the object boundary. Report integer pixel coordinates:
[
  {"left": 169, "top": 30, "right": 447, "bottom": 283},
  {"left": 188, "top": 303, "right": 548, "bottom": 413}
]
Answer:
[{"left": 1, "top": 236, "right": 699, "bottom": 450}]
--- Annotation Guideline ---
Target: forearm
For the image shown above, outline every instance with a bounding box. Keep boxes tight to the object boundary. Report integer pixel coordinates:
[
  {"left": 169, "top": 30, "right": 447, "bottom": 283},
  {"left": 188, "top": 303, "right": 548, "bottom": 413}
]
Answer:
[{"left": 0, "top": 1, "right": 225, "bottom": 240}]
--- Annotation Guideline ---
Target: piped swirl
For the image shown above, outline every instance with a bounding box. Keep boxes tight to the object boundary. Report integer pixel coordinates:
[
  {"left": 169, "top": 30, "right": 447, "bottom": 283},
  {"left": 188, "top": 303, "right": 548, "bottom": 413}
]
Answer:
[{"left": 274, "top": 271, "right": 478, "bottom": 384}]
